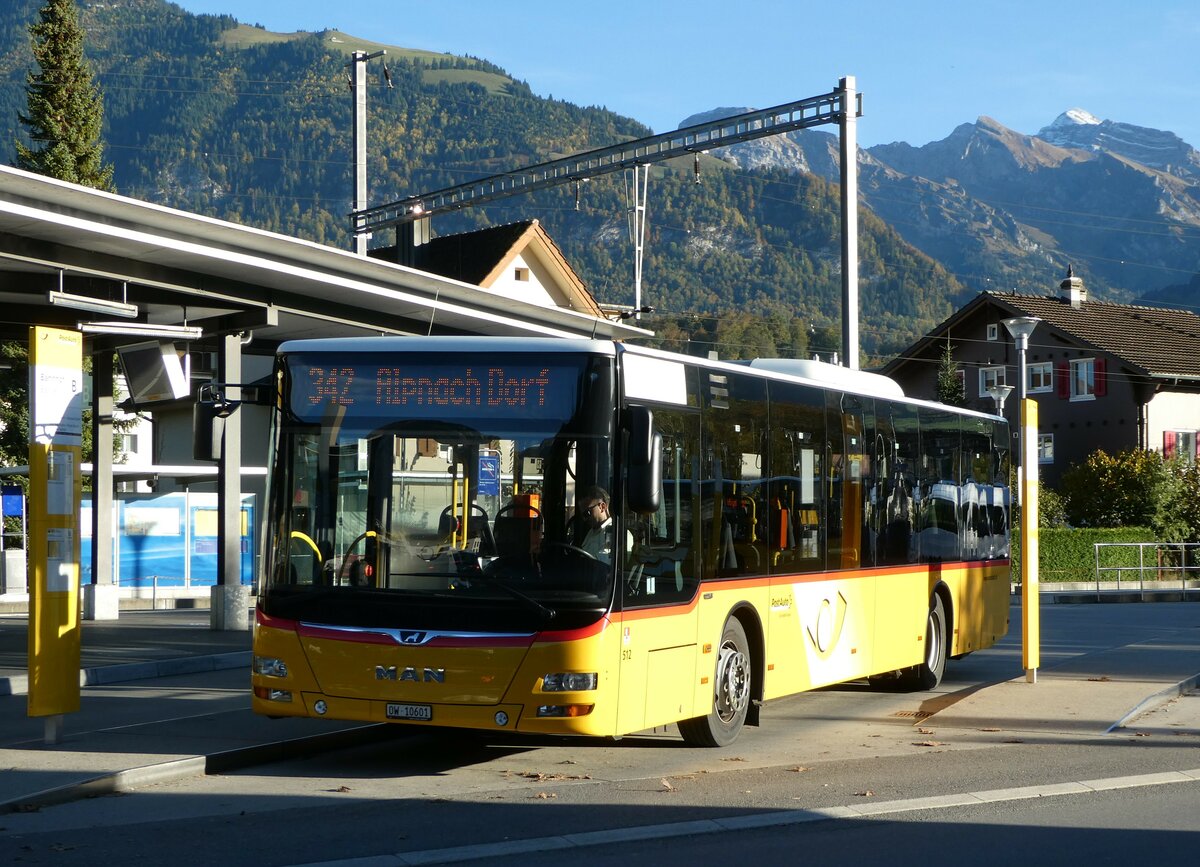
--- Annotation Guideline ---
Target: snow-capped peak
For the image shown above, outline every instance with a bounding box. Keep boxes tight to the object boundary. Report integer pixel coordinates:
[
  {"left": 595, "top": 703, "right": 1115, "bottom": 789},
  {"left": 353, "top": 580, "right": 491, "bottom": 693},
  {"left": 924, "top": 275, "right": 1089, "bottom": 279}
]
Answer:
[{"left": 1048, "top": 108, "right": 1103, "bottom": 129}]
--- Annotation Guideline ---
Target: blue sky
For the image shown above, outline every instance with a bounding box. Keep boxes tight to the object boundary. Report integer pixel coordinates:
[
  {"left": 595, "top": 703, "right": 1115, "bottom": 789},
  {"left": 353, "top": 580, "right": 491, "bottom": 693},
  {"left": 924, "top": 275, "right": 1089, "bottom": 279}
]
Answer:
[{"left": 173, "top": 0, "right": 1200, "bottom": 149}]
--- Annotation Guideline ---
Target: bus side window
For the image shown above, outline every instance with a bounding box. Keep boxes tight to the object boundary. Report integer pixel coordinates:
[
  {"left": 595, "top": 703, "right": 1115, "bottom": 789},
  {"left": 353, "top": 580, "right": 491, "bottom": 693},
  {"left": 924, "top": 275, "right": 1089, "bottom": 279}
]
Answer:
[
  {"left": 768, "top": 381, "right": 827, "bottom": 574},
  {"left": 702, "top": 372, "right": 768, "bottom": 580}
]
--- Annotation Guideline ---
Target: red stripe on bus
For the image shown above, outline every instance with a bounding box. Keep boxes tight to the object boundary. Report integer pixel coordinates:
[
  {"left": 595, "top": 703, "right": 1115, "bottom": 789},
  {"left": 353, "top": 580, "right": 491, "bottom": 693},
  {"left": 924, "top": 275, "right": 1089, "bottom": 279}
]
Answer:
[
  {"left": 536, "top": 618, "right": 611, "bottom": 643},
  {"left": 615, "top": 558, "right": 1009, "bottom": 623},
  {"left": 256, "top": 609, "right": 297, "bottom": 631}
]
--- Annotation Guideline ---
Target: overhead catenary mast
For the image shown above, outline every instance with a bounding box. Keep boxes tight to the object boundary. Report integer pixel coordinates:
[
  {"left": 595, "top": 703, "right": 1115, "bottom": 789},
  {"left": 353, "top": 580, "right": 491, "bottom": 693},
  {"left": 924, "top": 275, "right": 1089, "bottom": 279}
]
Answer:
[
  {"left": 347, "top": 49, "right": 388, "bottom": 257},
  {"left": 351, "top": 79, "right": 862, "bottom": 362}
]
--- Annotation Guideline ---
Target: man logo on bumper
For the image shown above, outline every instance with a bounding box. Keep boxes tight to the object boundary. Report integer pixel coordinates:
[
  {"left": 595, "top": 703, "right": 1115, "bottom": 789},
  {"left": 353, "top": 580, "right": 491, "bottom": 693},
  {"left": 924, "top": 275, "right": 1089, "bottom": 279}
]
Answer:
[{"left": 376, "top": 666, "right": 445, "bottom": 683}]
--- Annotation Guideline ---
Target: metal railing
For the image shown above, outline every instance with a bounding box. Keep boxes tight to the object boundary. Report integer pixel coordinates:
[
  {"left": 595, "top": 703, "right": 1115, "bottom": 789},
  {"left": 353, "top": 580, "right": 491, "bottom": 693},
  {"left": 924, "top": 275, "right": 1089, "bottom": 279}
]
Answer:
[{"left": 1092, "top": 542, "right": 1200, "bottom": 600}]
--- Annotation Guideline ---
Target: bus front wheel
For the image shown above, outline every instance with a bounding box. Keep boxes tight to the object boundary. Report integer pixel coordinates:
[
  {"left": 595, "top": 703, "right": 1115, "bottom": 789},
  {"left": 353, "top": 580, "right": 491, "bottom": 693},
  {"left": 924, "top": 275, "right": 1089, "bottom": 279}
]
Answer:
[
  {"left": 906, "top": 594, "right": 948, "bottom": 690},
  {"left": 679, "top": 618, "right": 751, "bottom": 747}
]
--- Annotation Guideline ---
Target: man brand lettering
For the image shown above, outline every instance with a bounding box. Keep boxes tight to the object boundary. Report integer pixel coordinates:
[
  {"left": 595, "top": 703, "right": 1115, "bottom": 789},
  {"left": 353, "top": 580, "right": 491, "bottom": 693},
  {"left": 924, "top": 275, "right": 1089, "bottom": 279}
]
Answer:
[{"left": 375, "top": 666, "right": 446, "bottom": 683}]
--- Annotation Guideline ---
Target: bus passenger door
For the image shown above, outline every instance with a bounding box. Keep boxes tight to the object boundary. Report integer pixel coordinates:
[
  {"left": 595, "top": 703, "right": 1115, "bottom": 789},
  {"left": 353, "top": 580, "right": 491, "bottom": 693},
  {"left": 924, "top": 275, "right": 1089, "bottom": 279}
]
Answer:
[{"left": 617, "top": 407, "right": 702, "bottom": 734}]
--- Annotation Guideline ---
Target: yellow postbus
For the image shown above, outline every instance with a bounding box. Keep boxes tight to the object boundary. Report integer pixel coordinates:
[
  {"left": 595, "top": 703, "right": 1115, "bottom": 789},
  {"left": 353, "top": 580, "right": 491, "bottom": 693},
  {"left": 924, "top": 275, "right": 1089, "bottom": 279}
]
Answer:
[{"left": 248, "top": 337, "right": 1010, "bottom": 746}]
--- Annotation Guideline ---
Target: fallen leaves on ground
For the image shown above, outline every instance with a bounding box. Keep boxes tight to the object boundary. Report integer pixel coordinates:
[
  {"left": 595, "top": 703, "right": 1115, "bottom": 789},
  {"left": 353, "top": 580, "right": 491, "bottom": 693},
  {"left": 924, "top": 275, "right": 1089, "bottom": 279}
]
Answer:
[{"left": 518, "top": 771, "right": 592, "bottom": 782}]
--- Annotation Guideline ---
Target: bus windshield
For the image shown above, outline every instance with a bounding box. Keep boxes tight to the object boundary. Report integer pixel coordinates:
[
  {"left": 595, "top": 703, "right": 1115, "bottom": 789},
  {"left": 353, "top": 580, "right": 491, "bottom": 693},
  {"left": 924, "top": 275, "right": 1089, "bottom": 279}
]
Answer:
[{"left": 262, "top": 349, "right": 617, "bottom": 631}]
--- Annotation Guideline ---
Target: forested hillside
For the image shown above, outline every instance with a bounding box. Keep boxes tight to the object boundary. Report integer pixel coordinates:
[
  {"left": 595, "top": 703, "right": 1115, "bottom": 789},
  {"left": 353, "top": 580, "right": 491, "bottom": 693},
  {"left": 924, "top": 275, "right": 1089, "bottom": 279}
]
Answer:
[{"left": 0, "top": 0, "right": 965, "bottom": 362}]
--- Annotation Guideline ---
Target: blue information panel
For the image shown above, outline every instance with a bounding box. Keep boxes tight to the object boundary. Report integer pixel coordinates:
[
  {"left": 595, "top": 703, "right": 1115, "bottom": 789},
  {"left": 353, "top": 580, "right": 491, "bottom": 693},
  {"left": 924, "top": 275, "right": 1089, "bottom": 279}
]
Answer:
[
  {"left": 1, "top": 485, "right": 23, "bottom": 519},
  {"left": 477, "top": 455, "right": 501, "bottom": 497}
]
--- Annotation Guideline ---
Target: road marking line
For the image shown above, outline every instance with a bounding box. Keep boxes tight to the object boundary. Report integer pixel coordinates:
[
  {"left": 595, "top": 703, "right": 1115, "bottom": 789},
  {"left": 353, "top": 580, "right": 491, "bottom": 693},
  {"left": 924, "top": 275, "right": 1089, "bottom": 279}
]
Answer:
[{"left": 296, "top": 767, "right": 1200, "bottom": 866}]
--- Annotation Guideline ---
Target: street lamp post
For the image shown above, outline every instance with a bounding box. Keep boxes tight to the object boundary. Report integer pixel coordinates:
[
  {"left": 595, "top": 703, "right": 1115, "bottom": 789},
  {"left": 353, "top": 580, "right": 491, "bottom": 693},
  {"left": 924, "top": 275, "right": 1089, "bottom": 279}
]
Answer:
[
  {"left": 1002, "top": 316, "right": 1040, "bottom": 502},
  {"left": 1001, "top": 316, "right": 1041, "bottom": 683}
]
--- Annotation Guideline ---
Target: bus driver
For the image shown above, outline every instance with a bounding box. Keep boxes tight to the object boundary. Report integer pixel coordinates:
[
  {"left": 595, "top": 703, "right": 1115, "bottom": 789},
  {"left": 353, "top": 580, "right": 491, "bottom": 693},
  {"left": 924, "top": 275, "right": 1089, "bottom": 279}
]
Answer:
[{"left": 578, "top": 486, "right": 615, "bottom": 564}]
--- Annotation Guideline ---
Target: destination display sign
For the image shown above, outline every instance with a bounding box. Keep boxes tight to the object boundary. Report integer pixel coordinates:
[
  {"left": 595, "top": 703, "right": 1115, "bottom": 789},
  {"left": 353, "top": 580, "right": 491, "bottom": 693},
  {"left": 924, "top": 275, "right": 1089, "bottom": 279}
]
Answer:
[{"left": 287, "top": 355, "right": 580, "bottom": 422}]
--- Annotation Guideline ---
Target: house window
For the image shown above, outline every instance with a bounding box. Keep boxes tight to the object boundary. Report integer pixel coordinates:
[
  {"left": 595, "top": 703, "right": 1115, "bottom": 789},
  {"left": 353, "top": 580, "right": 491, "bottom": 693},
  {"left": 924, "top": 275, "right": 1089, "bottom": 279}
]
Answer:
[
  {"left": 1070, "top": 358, "right": 1095, "bottom": 400},
  {"left": 1037, "top": 433, "right": 1054, "bottom": 464},
  {"left": 1164, "top": 431, "right": 1198, "bottom": 463},
  {"left": 1028, "top": 362, "right": 1053, "bottom": 394},
  {"left": 978, "top": 366, "right": 1006, "bottom": 398},
  {"left": 514, "top": 267, "right": 530, "bottom": 282},
  {"left": 986, "top": 324, "right": 999, "bottom": 341},
  {"left": 118, "top": 434, "right": 139, "bottom": 454}
]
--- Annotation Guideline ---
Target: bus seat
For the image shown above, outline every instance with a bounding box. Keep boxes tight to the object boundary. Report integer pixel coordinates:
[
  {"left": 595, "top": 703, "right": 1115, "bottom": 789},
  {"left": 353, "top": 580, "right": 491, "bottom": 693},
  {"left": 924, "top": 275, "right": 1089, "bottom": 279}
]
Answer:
[
  {"left": 494, "top": 508, "right": 541, "bottom": 558},
  {"left": 438, "top": 503, "right": 496, "bottom": 556}
]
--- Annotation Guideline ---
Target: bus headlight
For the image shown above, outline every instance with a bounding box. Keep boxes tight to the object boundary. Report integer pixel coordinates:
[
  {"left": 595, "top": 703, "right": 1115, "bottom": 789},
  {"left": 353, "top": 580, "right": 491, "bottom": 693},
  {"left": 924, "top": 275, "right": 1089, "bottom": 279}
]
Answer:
[
  {"left": 542, "top": 672, "right": 598, "bottom": 691},
  {"left": 253, "top": 656, "right": 288, "bottom": 678}
]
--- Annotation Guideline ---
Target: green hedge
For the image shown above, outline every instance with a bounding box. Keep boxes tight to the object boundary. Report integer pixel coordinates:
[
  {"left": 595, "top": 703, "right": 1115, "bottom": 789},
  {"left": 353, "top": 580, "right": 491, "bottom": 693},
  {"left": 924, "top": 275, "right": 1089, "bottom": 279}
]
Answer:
[{"left": 1012, "top": 527, "right": 1158, "bottom": 583}]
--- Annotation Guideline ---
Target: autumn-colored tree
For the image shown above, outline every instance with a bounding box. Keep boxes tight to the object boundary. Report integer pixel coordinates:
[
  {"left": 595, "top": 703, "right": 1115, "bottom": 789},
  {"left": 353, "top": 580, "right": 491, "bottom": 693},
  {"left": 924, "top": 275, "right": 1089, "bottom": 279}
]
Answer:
[{"left": 1059, "top": 449, "right": 1170, "bottom": 529}]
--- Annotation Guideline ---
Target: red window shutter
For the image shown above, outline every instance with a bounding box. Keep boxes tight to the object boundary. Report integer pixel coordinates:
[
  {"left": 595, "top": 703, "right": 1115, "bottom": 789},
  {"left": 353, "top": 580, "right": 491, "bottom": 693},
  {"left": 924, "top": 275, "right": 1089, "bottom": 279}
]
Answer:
[
  {"left": 1164, "top": 431, "right": 1177, "bottom": 459},
  {"left": 1095, "top": 358, "right": 1107, "bottom": 396},
  {"left": 1056, "top": 361, "right": 1070, "bottom": 399}
]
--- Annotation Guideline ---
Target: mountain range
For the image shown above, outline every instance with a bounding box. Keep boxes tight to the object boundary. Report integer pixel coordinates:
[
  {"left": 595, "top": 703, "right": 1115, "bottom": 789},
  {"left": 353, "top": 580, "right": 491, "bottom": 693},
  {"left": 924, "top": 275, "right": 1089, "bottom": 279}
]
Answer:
[
  {"left": 2, "top": 0, "right": 1199, "bottom": 360},
  {"left": 702, "top": 107, "right": 1200, "bottom": 308}
]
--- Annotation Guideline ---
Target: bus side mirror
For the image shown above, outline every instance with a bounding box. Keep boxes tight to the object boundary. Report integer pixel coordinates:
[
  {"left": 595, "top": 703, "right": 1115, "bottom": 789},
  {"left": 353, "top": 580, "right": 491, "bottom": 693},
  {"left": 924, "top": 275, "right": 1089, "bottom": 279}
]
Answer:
[{"left": 626, "top": 406, "right": 661, "bottom": 514}]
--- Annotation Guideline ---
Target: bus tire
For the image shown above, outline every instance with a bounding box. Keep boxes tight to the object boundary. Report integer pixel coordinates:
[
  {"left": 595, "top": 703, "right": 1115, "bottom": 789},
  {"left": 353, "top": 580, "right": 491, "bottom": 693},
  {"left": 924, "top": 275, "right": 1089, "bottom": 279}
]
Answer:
[
  {"left": 678, "top": 617, "right": 751, "bottom": 747},
  {"left": 906, "top": 593, "right": 948, "bottom": 691}
]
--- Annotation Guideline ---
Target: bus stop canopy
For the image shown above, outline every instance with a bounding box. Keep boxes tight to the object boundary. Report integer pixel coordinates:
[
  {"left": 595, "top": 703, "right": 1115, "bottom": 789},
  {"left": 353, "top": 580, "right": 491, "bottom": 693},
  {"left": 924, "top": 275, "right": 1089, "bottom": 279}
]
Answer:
[{"left": 0, "top": 165, "right": 649, "bottom": 346}]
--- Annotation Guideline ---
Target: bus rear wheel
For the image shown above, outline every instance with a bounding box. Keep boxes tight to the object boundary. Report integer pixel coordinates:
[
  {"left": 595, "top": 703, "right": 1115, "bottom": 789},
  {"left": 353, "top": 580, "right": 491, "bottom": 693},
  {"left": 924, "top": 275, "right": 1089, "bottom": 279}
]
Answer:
[{"left": 679, "top": 618, "right": 751, "bottom": 747}]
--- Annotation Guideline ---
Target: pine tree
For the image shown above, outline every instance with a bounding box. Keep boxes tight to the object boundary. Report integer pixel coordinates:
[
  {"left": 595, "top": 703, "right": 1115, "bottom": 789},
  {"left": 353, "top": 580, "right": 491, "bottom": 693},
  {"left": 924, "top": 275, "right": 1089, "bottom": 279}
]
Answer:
[
  {"left": 14, "top": 0, "right": 114, "bottom": 191},
  {"left": 936, "top": 339, "right": 967, "bottom": 406}
]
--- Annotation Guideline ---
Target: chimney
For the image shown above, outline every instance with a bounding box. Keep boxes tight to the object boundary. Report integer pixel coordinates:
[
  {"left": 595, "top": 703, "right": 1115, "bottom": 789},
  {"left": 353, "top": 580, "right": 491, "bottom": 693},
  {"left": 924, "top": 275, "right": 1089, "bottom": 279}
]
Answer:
[{"left": 1060, "top": 264, "right": 1087, "bottom": 308}]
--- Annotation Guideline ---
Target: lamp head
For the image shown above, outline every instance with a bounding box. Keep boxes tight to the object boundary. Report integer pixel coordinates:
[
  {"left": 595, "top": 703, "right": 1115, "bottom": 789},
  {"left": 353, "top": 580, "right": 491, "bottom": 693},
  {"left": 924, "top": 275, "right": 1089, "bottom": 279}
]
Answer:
[
  {"left": 986, "top": 383, "right": 1014, "bottom": 412},
  {"left": 1001, "top": 316, "right": 1040, "bottom": 341}
]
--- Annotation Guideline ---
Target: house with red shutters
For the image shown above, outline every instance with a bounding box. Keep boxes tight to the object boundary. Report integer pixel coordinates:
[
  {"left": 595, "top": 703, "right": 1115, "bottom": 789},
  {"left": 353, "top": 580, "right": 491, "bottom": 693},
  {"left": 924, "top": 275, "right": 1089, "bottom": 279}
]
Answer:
[{"left": 880, "top": 269, "right": 1200, "bottom": 487}]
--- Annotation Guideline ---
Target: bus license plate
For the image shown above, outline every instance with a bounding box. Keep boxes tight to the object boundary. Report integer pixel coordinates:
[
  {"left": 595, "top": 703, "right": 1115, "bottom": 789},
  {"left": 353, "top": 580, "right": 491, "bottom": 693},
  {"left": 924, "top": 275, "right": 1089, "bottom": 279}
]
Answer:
[{"left": 386, "top": 703, "right": 433, "bottom": 721}]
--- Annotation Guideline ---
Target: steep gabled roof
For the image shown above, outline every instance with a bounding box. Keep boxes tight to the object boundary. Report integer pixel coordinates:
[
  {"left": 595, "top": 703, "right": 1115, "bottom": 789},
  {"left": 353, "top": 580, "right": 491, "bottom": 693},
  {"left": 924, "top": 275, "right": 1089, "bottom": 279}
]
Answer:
[
  {"left": 882, "top": 290, "right": 1200, "bottom": 382},
  {"left": 410, "top": 219, "right": 602, "bottom": 317},
  {"left": 419, "top": 221, "right": 532, "bottom": 286},
  {"left": 987, "top": 291, "right": 1200, "bottom": 379}
]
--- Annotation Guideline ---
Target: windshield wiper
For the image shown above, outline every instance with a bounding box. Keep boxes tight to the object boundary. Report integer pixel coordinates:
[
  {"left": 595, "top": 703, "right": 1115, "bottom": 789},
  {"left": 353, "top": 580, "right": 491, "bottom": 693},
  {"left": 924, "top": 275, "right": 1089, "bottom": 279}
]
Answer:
[{"left": 454, "top": 574, "right": 557, "bottom": 623}]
